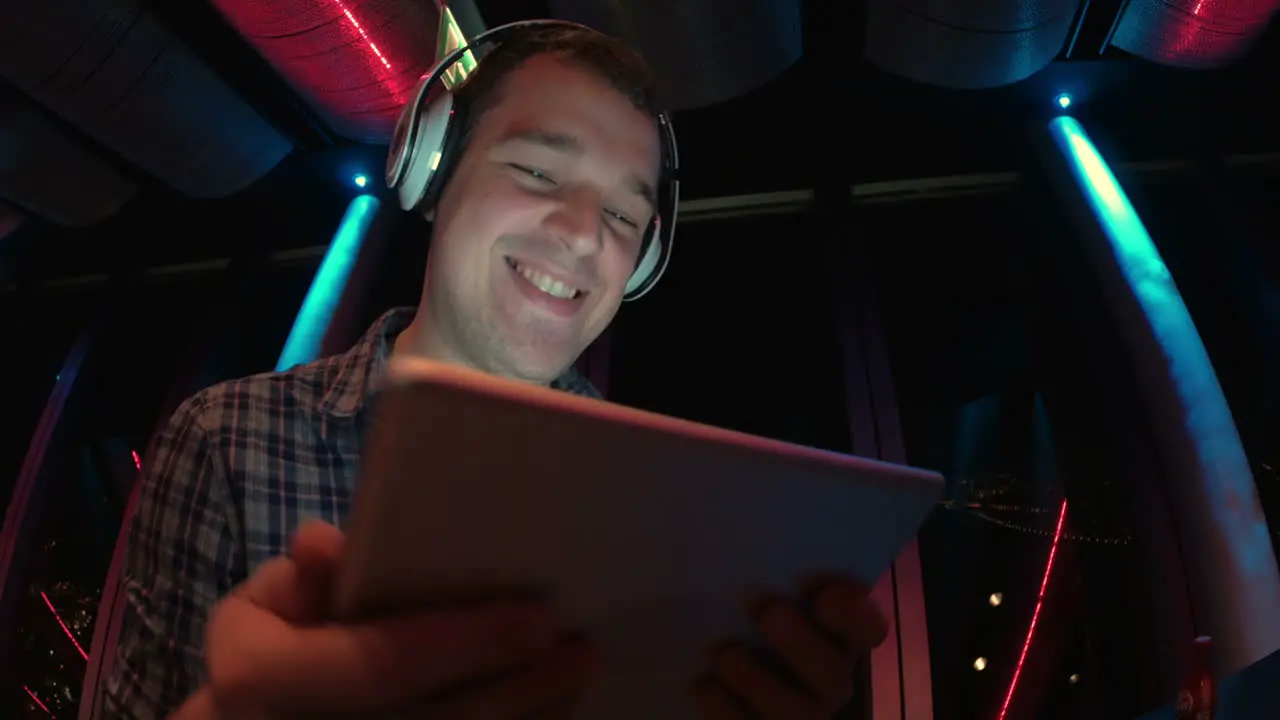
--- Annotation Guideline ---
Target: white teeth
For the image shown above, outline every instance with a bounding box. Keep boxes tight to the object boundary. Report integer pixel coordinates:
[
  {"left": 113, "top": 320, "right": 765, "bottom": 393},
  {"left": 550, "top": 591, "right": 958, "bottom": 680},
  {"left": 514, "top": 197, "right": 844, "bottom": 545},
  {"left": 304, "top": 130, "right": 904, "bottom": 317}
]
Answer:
[{"left": 516, "top": 263, "right": 579, "bottom": 300}]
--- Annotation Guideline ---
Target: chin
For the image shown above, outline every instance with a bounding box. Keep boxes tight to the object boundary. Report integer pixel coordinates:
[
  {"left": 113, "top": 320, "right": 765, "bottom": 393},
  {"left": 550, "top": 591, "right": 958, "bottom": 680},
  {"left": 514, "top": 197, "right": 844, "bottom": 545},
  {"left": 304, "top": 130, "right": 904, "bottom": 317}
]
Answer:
[
  {"left": 485, "top": 322, "right": 591, "bottom": 385},
  {"left": 496, "top": 349, "right": 577, "bottom": 386}
]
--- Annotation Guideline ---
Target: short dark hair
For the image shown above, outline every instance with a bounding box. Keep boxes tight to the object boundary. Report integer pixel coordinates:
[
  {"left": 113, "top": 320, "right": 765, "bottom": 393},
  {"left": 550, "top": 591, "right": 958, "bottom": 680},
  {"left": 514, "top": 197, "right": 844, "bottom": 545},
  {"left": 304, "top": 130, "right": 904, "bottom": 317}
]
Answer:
[{"left": 454, "top": 24, "right": 661, "bottom": 133}]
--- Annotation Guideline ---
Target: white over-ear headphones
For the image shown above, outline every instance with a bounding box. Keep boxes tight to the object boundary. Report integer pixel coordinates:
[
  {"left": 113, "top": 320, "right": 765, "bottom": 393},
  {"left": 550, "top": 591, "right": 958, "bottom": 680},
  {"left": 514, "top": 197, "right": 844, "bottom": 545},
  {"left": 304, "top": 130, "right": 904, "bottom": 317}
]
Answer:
[{"left": 385, "top": 19, "right": 680, "bottom": 301}]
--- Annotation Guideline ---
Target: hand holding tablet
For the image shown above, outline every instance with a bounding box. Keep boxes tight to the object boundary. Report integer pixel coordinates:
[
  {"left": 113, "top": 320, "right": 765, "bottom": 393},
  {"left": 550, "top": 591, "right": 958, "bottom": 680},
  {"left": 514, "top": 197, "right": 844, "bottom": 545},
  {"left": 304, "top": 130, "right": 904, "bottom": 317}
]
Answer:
[
  {"left": 195, "top": 524, "right": 892, "bottom": 720},
  {"left": 690, "top": 578, "right": 891, "bottom": 718},
  {"left": 195, "top": 521, "right": 601, "bottom": 720},
  {"left": 331, "top": 357, "right": 944, "bottom": 719}
]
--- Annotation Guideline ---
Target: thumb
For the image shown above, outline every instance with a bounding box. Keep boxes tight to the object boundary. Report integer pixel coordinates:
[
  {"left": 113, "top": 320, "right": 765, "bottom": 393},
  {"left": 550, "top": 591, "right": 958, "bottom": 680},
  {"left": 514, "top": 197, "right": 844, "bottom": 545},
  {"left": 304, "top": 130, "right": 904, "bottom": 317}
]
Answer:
[
  {"left": 239, "top": 520, "right": 345, "bottom": 624},
  {"left": 290, "top": 519, "right": 346, "bottom": 570},
  {"left": 289, "top": 519, "right": 346, "bottom": 622}
]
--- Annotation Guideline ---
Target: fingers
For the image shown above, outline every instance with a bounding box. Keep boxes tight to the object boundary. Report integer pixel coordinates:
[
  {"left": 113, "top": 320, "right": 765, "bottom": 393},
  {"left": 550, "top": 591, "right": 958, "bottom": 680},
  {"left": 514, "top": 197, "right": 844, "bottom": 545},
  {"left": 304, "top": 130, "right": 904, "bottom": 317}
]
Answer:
[
  {"left": 696, "top": 578, "right": 886, "bottom": 719},
  {"left": 755, "top": 599, "right": 853, "bottom": 710},
  {"left": 690, "top": 677, "right": 746, "bottom": 720},
  {"left": 234, "top": 555, "right": 320, "bottom": 626},
  {"left": 231, "top": 521, "right": 345, "bottom": 625},
  {"left": 207, "top": 596, "right": 564, "bottom": 715},
  {"left": 709, "top": 643, "right": 824, "bottom": 719},
  {"left": 208, "top": 522, "right": 601, "bottom": 717},
  {"left": 420, "top": 640, "right": 600, "bottom": 719},
  {"left": 812, "top": 582, "right": 889, "bottom": 650},
  {"left": 523, "top": 700, "right": 583, "bottom": 720},
  {"left": 288, "top": 520, "right": 346, "bottom": 621},
  {"left": 290, "top": 519, "right": 347, "bottom": 567}
]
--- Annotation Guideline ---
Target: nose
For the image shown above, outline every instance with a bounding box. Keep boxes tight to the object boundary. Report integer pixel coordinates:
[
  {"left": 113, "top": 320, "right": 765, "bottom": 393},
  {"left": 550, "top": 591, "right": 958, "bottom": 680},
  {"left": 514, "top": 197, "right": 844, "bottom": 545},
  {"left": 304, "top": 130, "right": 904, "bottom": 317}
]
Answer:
[{"left": 543, "top": 185, "right": 604, "bottom": 257}]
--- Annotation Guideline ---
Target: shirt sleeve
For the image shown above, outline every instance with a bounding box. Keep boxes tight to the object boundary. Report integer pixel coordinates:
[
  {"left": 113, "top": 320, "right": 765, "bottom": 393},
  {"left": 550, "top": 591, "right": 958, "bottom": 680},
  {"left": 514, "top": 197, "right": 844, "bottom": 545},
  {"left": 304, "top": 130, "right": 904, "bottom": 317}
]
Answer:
[{"left": 101, "top": 391, "right": 241, "bottom": 719}]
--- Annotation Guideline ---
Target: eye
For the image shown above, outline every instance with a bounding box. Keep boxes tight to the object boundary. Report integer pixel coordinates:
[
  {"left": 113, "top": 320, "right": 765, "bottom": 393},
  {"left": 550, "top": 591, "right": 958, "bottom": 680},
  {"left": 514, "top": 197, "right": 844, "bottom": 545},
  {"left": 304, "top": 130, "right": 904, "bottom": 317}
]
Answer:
[
  {"left": 509, "top": 163, "right": 555, "bottom": 184},
  {"left": 606, "top": 209, "right": 639, "bottom": 229}
]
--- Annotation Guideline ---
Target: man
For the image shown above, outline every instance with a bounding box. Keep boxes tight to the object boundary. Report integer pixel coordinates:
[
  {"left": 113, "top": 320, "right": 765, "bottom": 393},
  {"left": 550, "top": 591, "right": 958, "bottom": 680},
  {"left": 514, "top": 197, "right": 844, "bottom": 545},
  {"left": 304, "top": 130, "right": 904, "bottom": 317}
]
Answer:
[{"left": 105, "top": 24, "right": 888, "bottom": 719}]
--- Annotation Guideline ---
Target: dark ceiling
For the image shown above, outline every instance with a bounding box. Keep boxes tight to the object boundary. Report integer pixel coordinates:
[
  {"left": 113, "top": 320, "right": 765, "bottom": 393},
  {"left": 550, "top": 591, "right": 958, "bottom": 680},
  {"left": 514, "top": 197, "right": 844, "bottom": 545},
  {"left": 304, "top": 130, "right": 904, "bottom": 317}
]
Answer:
[{"left": 1, "top": 0, "right": 1279, "bottom": 288}]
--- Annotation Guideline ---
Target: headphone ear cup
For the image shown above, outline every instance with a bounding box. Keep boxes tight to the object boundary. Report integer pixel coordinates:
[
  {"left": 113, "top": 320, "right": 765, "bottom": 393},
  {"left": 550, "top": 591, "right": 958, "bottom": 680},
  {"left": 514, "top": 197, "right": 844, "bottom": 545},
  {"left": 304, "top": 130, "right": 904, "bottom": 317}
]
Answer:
[
  {"left": 625, "top": 217, "right": 662, "bottom": 297},
  {"left": 386, "top": 76, "right": 429, "bottom": 190},
  {"left": 397, "top": 92, "right": 457, "bottom": 212}
]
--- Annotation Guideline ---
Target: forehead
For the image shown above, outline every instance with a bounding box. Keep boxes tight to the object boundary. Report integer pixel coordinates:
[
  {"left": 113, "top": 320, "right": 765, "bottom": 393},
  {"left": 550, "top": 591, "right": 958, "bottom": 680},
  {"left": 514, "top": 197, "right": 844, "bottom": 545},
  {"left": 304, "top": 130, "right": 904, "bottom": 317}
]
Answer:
[{"left": 476, "top": 55, "right": 661, "bottom": 179}]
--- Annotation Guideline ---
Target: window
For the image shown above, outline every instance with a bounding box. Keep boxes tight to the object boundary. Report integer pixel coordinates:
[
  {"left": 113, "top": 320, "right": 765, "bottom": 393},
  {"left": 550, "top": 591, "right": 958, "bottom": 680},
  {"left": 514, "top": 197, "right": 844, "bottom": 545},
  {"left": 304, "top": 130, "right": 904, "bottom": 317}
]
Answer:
[
  {"left": 8, "top": 279, "right": 217, "bottom": 718},
  {"left": 867, "top": 191, "right": 1160, "bottom": 719},
  {"left": 611, "top": 211, "right": 849, "bottom": 453}
]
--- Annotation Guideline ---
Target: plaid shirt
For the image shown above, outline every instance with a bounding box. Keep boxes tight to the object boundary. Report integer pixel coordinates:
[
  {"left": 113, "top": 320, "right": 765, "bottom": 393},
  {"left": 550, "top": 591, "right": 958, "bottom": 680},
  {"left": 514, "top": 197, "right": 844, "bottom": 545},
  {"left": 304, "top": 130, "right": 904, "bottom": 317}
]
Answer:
[{"left": 103, "top": 307, "right": 600, "bottom": 719}]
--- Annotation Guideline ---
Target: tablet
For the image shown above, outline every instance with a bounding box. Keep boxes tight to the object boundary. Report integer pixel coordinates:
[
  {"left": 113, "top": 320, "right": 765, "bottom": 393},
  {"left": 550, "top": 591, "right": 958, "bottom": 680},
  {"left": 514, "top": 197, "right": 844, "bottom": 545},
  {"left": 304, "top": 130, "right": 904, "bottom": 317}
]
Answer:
[{"left": 333, "top": 356, "right": 944, "bottom": 719}]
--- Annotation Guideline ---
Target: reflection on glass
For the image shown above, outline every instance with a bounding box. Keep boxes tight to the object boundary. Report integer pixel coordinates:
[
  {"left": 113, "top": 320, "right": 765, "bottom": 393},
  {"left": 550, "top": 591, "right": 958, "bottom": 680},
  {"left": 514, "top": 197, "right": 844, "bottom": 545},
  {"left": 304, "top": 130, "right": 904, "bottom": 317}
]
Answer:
[
  {"left": 997, "top": 497, "right": 1068, "bottom": 720},
  {"left": 14, "top": 503, "right": 110, "bottom": 717},
  {"left": 7, "top": 281, "right": 220, "bottom": 716},
  {"left": 867, "top": 195, "right": 1149, "bottom": 719},
  {"left": 2, "top": 293, "right": 98, "bottom": 718},
  {"left": 0, "top": 296, "right": 92, "bottom": 514}
]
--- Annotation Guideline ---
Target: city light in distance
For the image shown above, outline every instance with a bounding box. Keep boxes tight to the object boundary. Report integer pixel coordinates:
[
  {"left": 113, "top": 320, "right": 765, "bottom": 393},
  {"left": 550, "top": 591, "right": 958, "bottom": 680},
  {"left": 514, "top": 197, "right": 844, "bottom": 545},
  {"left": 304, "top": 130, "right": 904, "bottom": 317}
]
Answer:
[
  {"left": 973, "top": 657, "right": 988, "bottom": 671},
  {"left": 1069, "top": 673, "right": 1080, "bottom": 684},
  {"left": 989, "top": 592, "right": 1003, "bottom": 607},
  {"left": 1055, "top": 93, "right": 1072, "bottom": 110},
  {"left": 352, "top": 173, "right": 368, "bottom": 188}
]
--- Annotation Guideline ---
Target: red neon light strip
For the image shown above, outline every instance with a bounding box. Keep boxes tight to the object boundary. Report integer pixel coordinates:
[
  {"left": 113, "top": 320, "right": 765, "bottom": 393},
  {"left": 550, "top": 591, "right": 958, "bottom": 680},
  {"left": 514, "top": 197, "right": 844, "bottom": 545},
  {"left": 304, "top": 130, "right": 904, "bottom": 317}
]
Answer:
[
  {"left": 40, "top": 591, "right": 88, "bottom": 660},
  {"left": 23, "top": 685, "right": 53, "bottom": 716},
  {"left": 329, "top": 0, "right": 393, "bottom": 71},
  {"left": 996, "top": 498, "right": 1069, "bottom": 720},
  {"left": 131, "top": 449, "right": 141, "bottom": 470}
]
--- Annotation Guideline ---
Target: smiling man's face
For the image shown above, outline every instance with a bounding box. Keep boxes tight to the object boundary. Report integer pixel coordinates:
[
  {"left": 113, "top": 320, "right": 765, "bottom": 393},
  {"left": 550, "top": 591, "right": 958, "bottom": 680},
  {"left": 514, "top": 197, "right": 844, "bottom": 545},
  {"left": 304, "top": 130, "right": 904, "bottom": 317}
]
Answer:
[{"left": 417, "top": 53, "right": 661, "bottom": 384}]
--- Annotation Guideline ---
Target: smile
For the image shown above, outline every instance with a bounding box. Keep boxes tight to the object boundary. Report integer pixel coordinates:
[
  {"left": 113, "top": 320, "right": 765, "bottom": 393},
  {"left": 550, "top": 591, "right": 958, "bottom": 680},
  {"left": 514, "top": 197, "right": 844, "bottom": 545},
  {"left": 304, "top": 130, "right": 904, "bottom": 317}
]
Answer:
[{"left": 507, "top": 258, "right": 583, "bottom": 300}]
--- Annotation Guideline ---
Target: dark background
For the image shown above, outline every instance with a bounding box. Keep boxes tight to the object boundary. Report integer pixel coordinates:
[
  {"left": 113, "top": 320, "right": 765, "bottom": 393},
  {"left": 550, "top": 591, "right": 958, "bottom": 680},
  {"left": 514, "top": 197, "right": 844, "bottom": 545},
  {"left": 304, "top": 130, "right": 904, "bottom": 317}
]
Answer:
[{"left": 3, "top": 0, "right": 1279, "bottom": 718}]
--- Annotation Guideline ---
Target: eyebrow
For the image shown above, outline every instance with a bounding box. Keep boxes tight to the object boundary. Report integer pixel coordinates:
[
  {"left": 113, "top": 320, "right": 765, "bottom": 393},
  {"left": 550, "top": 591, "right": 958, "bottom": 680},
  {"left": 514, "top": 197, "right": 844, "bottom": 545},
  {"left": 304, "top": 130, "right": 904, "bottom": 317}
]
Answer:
[{"left": 500, "top": 129, "right": 658, "bottom": 213}]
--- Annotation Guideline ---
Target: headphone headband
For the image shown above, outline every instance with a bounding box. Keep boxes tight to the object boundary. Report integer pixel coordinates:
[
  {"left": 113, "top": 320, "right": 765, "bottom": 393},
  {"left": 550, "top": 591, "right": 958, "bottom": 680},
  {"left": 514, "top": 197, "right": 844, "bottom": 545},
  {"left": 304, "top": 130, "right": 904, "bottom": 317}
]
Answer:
[{"left": 385, "top": 19, "right": 679, "bottom": 301}]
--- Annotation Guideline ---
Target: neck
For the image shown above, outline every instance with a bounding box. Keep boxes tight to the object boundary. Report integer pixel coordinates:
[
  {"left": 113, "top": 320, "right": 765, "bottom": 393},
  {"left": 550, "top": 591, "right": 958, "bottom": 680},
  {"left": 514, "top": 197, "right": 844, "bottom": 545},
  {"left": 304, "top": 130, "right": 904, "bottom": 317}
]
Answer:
[
  {"left": 391, "top": 313, "right": 464, "bottom": 367},
  {"left": 392, "top": 311, "right": 558, "bottom": 388}
]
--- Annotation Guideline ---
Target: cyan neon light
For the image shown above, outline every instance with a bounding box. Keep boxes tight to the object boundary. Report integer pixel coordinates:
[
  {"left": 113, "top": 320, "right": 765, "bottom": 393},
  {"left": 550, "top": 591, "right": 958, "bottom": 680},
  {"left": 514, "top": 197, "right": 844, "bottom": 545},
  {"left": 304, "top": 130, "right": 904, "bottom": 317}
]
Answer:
[
  {"left": 1046, "top": 116, "right": 1280, "bottom": 670},
  {"left": 1048, "top": 118, "right": 1178, "bottom": 293},
  {"left": 276, "top": 194, "right": 380, "bottom": 371}
]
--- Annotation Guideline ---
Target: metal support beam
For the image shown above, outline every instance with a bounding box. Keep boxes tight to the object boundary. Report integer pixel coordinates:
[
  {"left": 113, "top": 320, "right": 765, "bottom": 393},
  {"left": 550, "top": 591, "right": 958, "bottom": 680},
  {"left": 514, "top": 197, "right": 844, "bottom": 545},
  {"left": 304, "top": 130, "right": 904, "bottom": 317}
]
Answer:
[
  {"left": 1025, "top": 199, "right": 1194, "bottom": 711},
  {"left": 437, "top": 0, "right": 488, "bottom": 41},
  {"left": 804, "top": 0, "right": 932, "bottom": 712},
  {"left": 1034, "top": 116, "right": 1280, "bottom": 678},
  {"left": 822, "top": 232, "right": 935, "bottom": 720},
  {"left": 9, "top": 155, "right": 1280, "bottom": 297}
]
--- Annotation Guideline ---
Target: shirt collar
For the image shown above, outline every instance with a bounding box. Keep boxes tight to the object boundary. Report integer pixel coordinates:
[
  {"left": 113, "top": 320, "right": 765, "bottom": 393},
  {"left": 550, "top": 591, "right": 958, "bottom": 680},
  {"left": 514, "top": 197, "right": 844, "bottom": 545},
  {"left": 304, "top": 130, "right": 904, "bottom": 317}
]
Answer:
[
  {"left": 317, "top": 307, "right": 602, "bottom": 418},
  {"left": 317, "top": 307, "right": 415, "bottom": 418}
]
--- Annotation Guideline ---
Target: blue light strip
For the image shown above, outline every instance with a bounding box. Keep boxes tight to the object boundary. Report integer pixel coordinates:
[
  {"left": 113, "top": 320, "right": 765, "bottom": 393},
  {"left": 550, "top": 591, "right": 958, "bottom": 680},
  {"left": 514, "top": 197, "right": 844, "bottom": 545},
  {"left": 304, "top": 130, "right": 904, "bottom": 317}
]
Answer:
[
  {"left": 1046, "top": 116, "right": 1280, "bottom": 666},
  {"left": 276, "top": 194, "right": 380, "bottom": 371}
]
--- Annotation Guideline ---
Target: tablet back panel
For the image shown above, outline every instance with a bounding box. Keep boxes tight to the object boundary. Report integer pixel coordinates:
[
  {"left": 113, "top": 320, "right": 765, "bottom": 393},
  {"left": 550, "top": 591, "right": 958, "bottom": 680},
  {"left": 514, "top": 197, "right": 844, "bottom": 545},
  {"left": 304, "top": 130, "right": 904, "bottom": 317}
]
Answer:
[{"left": 334, "top": 357, "right": 944, "bottom": 719}]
